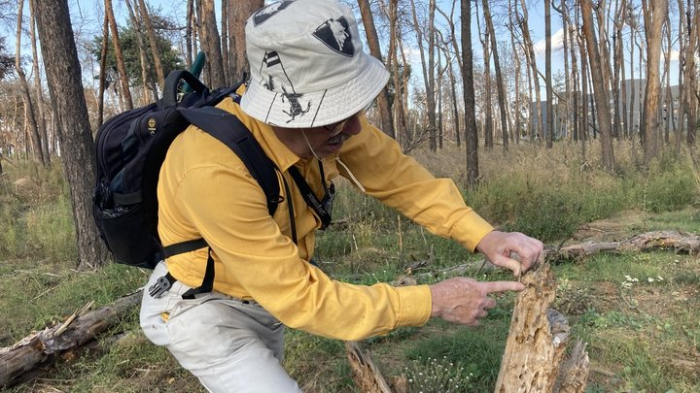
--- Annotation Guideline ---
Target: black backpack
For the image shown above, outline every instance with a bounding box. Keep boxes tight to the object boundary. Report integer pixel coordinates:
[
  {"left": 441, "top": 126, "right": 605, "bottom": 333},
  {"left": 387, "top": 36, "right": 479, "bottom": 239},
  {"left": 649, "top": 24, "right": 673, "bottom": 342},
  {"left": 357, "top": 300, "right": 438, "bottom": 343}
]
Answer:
[{"left": 92, "top": 70, "right": 281, "bottom": 273}]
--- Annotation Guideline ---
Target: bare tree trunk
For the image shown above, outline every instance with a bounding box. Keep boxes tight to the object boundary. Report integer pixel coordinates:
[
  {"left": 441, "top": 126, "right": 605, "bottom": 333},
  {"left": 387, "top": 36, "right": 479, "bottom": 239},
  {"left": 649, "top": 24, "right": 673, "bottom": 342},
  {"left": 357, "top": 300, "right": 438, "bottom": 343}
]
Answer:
[
  {"left": 137, "top": 0, "right": 166, "bottom": 93},
  {"left": 482, "top": 0, "right": 509, "bottom": 150},
  {"left": 398, "top": 36, "right": 413, "bottom": 146},
  {"left": 228, "top": 1, "right": 263, "bottom": 82},
  {"left": 388, "top": 0, "right": 408, "bottom": 147},
  {"left": 663, "top": 13, "right": 673, "bottom": 144},
  {"left": 410, "top": 0, "right": 438, "bottom": 151},
  {"left": 611, "top": 0, "right": 625, "bottom": 140},
  {"left": 580, "top": 0, "right": 616, "bottom": 169},
  {"left": 545, "top": 0, "right": 554, "bottom": 147},
  {"left": 14, "top": 0, "right": 44, "bottom": 166},
  {"left": 476, "top": 3, "right": 494, "bottom": 150},
  {"left": 35, "top": 0, "right": 110, "bottom": 269},
  {"left": 640, "top": 0, "right": 667, "bottom": 163},
  {"left": 570, "top": 18, "right": 580, "bottom": 142},
  {"left": 358, "top": 0, "right": 395, "bottom": 139},
  {"left": 508, "top": 0, "right": 523, "bottom": 143},
  {"left": 519, "top": 0, "right": 544, "bottom": 141},
  {"left": 105, "top": 0, "right": 133, "bottom": 110},
  {"left": 28, "top": 0, "right": 49, "bottom": 163},
  {"left": 462, "top": 0, "right": 479, "bottom": 186},
  {"left": 553, "top": 0, "right": 571, "bottom": 141},
  {"left": 124, "top": 0, "right": 155, "bottom": 105},
  {"left": 221, "top": 0, "right": 229, "bottom": 84},
  {"left": 684, "top": 0, "right": 698, "bottom": 146},
  {"left": 97, "top": 12, "right": 109, "bottom": 127},
  {"left": 198, "top": 0, "right": 225, "bottom": 89},
  {"left": 186, "top": 0, "right": 194, "bottom": 68}
]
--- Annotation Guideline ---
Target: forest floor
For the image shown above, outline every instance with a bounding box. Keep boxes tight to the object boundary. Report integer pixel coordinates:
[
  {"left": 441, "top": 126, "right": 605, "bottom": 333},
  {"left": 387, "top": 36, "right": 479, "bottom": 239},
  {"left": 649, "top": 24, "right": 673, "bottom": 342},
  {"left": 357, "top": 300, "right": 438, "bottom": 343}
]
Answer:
[{"left": 2, "top": 208, "right": 699, "bottom": 393}]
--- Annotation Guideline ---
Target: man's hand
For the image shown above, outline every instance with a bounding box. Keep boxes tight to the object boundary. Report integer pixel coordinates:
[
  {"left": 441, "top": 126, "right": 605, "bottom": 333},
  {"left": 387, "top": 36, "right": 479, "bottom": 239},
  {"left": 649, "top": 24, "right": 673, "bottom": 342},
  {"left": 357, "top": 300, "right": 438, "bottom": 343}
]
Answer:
[
  {"left": 476, "top": 231, "right": 544, "bottom": 277},
  {"left": 429, "top": 277, "right": 524, "bottom": 326}
]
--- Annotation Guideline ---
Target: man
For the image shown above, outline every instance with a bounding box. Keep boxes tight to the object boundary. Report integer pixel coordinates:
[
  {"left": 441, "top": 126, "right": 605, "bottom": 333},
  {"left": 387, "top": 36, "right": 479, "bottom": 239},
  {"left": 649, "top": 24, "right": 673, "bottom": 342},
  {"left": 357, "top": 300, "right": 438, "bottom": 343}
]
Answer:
[{"left": 140, "top": 1, "right": 544, "bottom": 392}]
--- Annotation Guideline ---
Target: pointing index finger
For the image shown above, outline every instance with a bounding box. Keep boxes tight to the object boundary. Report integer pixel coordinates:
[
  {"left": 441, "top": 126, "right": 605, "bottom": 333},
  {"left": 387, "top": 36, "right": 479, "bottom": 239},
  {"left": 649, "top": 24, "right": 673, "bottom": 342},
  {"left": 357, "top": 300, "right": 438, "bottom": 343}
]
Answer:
[{"left": 482, "top": 280, "right": 526, "bottom": 293}]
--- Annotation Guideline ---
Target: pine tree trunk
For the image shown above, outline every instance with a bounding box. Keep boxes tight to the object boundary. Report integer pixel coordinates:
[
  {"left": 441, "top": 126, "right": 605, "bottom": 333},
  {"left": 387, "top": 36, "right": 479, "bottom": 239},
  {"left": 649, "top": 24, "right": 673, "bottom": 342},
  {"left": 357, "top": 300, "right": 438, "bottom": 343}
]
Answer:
[
  {"left": 14, "top": 0, "right": 44, "bottom": 166},
  {"left": 476, "top": 4, "right": 494, "bottom": 150},
  {"left": 34, "top": 0, "right": 110, "bottom": 269},
  {"left": 545, "top": 0, "right": 554, "bottom": 148},
  {"left": 410, "top": 0, "right": 438, "bottom": 151},
  {"left": 137, "top": 0, "right": 166, "bottom": 93},
  {"left": 462, "top": 0, "right": 479, "bottom": 186},
  {"left": 482, "top": 0, "right": 509, "bottom": 150},
  {"left": 28, "top": 0, "right": 49, "bottom": 163},
  {"left": 358, "top": 0, "right": 395, "bottom": 139},
  {"left": 580, "top": 0, "right": 616, "bottom": 168},
  {"left": 105, "top": 0, "right": 133, "bottom": 110},
  {"left": 641, "top": 0, "right": 667, "bottom": 163},
  {"left": 199, "top": 0, "right": 225, "bottom": 89},
  {"left": 124, "top": 0, "right": 155, "bottom": 104},
  {"left": 228, "top": 1, "right": 262, "bottom": 82},
  {"left": 97, "top": 13, "right": 109, "bottom": 127}
]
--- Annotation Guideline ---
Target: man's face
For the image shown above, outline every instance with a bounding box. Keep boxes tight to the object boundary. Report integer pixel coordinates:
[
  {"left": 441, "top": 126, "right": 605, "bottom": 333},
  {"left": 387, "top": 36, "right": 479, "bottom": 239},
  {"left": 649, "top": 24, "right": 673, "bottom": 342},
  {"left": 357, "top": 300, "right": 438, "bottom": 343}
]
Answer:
[{"left": 299, "top": 112, "right": 363, "bottom": 158}]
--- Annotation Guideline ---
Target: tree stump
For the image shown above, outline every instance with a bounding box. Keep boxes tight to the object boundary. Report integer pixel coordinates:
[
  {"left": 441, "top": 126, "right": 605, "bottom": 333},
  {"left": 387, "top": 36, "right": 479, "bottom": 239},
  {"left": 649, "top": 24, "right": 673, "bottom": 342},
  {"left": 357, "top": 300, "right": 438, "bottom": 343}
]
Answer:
[
  {"left": 494, "top": 263, "right": 589, "bottom": 393},
  {"left": 345, "top": 341, "right": 393, "bottom": 393}
]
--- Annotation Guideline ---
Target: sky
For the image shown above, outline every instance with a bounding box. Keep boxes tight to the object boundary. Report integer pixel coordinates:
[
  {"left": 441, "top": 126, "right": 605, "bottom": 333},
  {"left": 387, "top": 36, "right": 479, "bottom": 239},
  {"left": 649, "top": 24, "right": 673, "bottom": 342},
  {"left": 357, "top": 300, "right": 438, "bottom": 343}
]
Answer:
[{"left": 4, "top": 0, "right": 684, "bottom": 97}]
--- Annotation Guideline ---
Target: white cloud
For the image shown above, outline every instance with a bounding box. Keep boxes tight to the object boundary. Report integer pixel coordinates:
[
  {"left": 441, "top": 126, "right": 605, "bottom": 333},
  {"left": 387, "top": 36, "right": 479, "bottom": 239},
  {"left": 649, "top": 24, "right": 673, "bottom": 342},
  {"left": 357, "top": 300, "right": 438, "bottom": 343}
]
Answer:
[
  {"left": 669, "top": 50, "right": 680, "bottom": 62},
  {"left": 533, "top": 28, "right": 566, "bottom": 56}
]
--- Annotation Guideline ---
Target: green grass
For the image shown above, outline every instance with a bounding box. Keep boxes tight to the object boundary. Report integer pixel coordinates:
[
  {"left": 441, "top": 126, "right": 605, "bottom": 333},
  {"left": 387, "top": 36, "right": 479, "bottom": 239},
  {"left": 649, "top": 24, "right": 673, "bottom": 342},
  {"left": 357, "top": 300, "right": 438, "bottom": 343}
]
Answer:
[{"left": 2, "top": 142, "right": 700, "bottom": 392}]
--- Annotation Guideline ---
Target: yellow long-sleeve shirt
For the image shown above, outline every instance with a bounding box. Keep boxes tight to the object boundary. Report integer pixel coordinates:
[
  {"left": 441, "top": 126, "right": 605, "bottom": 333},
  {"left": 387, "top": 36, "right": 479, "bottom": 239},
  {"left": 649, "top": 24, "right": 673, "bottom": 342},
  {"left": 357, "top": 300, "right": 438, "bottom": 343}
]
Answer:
[{"left": 158, "top": 95, "right": 494, "bottom": 341}]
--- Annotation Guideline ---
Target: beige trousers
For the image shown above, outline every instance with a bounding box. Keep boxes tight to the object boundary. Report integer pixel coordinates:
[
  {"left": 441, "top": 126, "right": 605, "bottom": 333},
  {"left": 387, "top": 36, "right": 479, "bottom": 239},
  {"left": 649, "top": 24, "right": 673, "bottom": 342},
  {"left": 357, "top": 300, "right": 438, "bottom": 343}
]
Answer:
[{"left": 140, "top": 262, "right": 303, "bottom": 393}]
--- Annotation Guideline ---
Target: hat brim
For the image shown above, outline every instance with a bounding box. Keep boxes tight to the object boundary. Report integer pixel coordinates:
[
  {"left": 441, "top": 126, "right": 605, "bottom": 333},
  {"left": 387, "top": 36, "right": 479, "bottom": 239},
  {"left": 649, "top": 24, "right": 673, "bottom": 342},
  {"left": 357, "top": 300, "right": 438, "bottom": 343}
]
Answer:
[{"left": 241, "top": 55, "right": 389, "bottom": 128}]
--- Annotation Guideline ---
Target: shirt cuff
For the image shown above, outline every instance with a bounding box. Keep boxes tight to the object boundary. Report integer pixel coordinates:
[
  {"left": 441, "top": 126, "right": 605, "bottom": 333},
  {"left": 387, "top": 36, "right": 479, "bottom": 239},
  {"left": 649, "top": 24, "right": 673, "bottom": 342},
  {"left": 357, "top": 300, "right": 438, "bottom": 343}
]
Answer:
[
  {"left": 451, "top": 210, "right": 494, "bottom": 251},
  {"left": 394, "top": 284, "right": 432, "bottom": 327}
]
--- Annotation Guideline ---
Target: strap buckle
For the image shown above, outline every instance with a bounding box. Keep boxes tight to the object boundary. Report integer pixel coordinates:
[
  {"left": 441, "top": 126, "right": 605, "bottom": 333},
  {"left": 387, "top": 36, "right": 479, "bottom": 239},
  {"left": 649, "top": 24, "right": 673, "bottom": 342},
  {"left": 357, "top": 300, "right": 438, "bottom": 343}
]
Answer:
[{"left": 148, "top": 274, "right": 175, "bottom": 298}]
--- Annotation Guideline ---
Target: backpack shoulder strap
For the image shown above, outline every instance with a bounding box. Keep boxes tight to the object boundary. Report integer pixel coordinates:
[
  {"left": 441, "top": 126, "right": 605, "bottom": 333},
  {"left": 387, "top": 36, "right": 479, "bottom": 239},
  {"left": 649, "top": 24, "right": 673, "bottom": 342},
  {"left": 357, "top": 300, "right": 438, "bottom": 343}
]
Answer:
[{"left": 178, "top": 107, "right": 280, "bottom": 216}]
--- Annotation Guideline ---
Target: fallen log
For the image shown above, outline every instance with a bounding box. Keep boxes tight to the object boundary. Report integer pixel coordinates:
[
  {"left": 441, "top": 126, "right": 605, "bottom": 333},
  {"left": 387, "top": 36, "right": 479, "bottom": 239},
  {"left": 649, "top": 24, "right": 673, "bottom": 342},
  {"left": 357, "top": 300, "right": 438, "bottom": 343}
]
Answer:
[
  {"left": 0, "top": 290, "right": 142, "bottom": 388},
  {"left": 494, "top": 263, "right": 589, "bottom": 392},
  {"left": 551, "top": 230, "right": 700, "bottom": 260},
  {"left": 400, "top": 230, "right": 700, "bottom": 285}
]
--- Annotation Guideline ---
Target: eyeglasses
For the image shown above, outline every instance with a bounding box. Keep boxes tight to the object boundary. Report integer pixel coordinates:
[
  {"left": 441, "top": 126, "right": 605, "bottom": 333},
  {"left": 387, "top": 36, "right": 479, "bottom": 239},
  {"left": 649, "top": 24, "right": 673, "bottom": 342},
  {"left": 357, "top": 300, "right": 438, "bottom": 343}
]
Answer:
[
  {"left": 322, "top": 109, "right": 366, "bottom": 137},
  {"left": 322, "top": 117, "right": 352, "bottom": 137}
]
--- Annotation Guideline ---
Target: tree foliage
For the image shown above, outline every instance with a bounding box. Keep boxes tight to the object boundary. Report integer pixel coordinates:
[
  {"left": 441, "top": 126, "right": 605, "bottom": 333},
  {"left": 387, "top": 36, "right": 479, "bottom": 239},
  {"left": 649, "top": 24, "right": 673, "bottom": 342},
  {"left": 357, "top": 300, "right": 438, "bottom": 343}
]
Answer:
[
  {"left": 0, "top": 37, "right": 14, "bottom": 81},
  {"left": 92, "top": 18, "right": 182, "bottom": 88}
]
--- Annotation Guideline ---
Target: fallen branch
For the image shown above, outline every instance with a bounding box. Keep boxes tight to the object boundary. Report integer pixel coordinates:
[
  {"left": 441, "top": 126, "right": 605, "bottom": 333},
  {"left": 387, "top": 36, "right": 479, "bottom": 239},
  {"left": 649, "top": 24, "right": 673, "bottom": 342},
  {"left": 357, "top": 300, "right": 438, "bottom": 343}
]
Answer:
[
  {"left": 400, "top": 230, "right": 700, "bottom": 285},
  {"left": 0, "top": 291, "right": 142, "bottom": 388}
]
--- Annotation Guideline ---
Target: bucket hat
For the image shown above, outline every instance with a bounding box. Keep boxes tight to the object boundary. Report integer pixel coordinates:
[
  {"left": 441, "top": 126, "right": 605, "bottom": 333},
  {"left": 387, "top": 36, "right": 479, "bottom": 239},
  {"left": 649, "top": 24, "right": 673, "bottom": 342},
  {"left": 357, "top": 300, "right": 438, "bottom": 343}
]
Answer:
[{"left": 240, "top": 0, "right": 390, "bottom": 128}]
